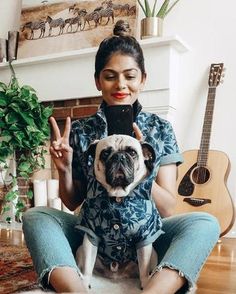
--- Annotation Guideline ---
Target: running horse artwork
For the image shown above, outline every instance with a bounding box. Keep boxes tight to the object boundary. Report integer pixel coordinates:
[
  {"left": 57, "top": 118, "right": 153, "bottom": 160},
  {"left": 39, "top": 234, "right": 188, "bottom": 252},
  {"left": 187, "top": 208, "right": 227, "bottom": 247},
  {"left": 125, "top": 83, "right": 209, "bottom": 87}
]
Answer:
[{"left": 18, "top": 0, "right": 138, "bottom": 59}]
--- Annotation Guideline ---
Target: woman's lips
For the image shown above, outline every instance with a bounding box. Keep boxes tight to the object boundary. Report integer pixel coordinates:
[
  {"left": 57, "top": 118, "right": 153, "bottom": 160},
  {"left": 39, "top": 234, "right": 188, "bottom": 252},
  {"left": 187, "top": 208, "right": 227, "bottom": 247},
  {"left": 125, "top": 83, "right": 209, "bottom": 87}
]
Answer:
[{"left": 111, "top": 93, "right": 129, "bottom": 99}]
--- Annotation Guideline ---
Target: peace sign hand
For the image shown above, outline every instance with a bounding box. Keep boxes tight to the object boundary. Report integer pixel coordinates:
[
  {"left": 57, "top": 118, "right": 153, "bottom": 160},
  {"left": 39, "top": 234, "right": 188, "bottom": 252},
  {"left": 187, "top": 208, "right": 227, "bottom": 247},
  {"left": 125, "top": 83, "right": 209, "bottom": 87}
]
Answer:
[{"left": 49, "top": 116, "right": 73, "bottom": 172}]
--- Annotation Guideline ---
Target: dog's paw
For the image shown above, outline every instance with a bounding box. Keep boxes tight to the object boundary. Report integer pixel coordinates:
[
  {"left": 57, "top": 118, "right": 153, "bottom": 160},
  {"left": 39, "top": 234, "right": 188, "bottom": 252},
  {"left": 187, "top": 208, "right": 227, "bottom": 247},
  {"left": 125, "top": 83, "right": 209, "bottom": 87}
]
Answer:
[
  {"left": 81, "top": 274, "right": 92, "bottom": 290},
  {"left": 140, "top": 276, "right": 150, "bottom": 290}
]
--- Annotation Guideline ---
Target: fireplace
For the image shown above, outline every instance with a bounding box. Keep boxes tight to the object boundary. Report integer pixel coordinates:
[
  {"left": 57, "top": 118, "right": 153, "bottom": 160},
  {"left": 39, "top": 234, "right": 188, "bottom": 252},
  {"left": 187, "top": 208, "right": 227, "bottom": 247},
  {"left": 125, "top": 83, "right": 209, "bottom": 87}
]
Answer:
[{"left": 1, "top": 36, "right": 189, "bottom": 202}]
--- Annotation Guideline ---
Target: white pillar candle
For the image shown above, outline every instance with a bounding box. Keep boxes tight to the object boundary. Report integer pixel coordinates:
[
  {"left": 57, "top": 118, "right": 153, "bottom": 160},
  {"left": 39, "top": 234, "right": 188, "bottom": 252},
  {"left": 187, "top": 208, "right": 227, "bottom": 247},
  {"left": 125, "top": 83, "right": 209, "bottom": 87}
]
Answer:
[
  {"left": 62, "top": 204, "right": 74, "bottom": 215},
  {"left": 48, "top": 197, "right": 62, "bottom": 210},
  {"left": 33, "top": 180, "right": 47, "bottom": 207},
  {"left": 47, "top": 179, "right": 59, "bottom": 205}
]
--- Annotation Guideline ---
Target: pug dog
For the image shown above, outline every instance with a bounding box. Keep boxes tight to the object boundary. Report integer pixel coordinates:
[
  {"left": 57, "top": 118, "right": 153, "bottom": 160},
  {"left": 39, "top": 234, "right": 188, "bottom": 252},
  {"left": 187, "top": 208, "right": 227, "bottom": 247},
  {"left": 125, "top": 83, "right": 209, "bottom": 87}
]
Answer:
[
  {"left": 76, "top": 135, "right": 158, "bottom": 290},
  {"left": 94, "top": 134, "right": 155, "bottom": 198}
]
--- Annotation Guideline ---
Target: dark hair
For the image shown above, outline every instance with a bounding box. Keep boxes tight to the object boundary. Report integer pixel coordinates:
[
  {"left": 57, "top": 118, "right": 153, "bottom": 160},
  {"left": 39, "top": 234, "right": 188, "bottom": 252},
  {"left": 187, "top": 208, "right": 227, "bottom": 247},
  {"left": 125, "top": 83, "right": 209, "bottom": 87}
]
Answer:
[{"left": 94, "top": 20, "right": 146, "bottom": 79}]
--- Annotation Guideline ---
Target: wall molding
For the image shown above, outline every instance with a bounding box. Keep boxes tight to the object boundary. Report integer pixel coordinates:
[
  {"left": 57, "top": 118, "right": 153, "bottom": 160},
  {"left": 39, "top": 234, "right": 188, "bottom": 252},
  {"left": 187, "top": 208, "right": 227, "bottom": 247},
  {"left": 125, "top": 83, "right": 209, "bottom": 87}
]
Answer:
[{"left": 0, "top": 35, "right": 189, "bottom": 68}]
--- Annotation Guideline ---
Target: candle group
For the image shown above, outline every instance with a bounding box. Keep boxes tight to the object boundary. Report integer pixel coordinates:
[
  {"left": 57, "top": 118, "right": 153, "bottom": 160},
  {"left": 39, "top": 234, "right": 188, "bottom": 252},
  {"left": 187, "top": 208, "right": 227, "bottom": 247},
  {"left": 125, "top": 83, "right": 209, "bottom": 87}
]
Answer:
[{"left": 33, "top": 179, "right": 73, "bottom": 214}]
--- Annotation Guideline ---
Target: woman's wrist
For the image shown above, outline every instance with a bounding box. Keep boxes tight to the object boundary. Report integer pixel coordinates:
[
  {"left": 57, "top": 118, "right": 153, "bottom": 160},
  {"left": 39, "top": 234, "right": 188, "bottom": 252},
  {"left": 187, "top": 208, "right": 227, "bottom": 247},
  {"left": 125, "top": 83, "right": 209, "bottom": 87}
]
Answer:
[{"left": 57, "top": 165, "right": 73, "bottom": 175}]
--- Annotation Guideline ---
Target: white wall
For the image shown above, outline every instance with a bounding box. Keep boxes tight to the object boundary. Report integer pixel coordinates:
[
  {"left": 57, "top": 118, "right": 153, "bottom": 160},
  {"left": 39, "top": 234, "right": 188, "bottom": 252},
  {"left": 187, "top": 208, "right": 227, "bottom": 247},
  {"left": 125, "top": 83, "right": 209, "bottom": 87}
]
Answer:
[{"left": 162, "top": 0, "right": 236, "bottom": 235}]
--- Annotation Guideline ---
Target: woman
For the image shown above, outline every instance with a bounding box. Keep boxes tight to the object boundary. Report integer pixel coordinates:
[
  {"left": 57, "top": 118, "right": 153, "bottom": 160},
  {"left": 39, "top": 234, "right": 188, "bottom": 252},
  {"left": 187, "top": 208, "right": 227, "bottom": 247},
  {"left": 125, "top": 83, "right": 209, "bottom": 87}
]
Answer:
[{"left": 23, "top": 21, "right": 220, "bottom": 294}]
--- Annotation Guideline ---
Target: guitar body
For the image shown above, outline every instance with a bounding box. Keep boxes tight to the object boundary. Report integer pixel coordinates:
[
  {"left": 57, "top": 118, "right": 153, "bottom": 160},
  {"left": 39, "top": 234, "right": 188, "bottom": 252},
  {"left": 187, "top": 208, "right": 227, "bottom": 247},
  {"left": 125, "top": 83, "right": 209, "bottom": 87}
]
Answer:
[{"left": 176, "top": 149, "right": 235, "bottom": 236}]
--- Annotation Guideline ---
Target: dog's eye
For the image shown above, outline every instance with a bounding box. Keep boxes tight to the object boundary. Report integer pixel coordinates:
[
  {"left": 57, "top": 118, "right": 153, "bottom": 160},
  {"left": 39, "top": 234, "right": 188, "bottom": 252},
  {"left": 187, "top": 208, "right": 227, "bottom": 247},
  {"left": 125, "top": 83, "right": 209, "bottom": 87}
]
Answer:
[
  {"left": 125, "top": 147, "right": 137, "bottom": 158},
  {"left": 100, "top": 147, "right": 113, "bottom": 162}
]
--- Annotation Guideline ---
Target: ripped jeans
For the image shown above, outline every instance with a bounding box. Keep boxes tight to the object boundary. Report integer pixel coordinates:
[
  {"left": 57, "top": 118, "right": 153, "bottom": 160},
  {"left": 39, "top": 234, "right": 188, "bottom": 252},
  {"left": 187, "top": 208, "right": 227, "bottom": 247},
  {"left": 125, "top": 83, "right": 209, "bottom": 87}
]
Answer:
[{"left": 22, "top": 207, "right": 220, "bottom": 293}]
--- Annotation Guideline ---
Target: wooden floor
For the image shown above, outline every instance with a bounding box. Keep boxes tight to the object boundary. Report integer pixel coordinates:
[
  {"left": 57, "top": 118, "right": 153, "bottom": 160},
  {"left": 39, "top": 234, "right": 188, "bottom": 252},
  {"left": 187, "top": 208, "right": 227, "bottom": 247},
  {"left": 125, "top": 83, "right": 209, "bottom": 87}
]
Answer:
[
  {"left": 196, "top": 237, "right": 236, "bottom": 294},
  {"left": 1, "top": 228, "right": 236, "bottom": 293}
]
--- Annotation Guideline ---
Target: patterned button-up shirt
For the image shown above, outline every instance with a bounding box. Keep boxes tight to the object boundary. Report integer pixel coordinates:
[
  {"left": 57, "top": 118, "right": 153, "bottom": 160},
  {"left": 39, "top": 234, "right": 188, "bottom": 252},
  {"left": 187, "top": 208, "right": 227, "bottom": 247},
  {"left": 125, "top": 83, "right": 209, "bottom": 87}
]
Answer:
[{"left": 71, "top": 101, "right": 183, "bottom": 265}]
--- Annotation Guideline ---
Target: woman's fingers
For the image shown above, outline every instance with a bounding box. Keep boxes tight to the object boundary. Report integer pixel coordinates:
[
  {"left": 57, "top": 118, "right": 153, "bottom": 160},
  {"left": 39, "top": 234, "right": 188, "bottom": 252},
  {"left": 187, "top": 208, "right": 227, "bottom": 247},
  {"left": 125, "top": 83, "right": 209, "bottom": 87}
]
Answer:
[
  {"left": 50, "top": 117, "right": 72, "bottom": 159},
  {"left": 49, "top": 116, "right": 61, "bottom": 140},
  {"left": 63, "top": 117, "right": 71, "bottom": 140},
  {"left": 51, "top": 140, "right": 62, "bottom": 157},
  {"left": 50, "top": 116, "right": 71, "bottom": 143},
  {"left": 50, "top": 146, "right": 61, "bottom": 158},
  {"left": 52, "top": 140, "right": 62, "bottom": 149},
  {"left": 133, "top": 122, "right": 143, "bottom": 141},
  {"left": 51, "top": 140, "right": 73, "bottom": 158}
]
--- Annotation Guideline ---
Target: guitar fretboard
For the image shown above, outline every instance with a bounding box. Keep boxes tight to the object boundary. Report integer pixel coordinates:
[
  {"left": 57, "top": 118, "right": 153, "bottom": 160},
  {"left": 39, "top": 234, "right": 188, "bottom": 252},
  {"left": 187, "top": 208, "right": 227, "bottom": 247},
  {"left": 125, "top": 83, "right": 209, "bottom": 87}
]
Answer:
[{"left": 197, "top": 87, "right": 216, "bottom": 166}]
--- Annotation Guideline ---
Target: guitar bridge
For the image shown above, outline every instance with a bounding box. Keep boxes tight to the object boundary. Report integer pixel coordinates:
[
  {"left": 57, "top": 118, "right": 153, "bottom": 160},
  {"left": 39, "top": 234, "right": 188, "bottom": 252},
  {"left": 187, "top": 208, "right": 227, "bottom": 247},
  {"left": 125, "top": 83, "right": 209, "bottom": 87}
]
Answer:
[{"left": 183, "top": 197, "right": 211, "bottom": 207}]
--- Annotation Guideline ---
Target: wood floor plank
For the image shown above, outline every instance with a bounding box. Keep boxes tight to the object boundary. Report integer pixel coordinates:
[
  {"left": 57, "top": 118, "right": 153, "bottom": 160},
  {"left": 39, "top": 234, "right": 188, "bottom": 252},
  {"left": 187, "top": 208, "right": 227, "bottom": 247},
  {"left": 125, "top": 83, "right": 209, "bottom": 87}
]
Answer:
[{"left": 197, "top": 237, "right": 236, "bottom": 293}]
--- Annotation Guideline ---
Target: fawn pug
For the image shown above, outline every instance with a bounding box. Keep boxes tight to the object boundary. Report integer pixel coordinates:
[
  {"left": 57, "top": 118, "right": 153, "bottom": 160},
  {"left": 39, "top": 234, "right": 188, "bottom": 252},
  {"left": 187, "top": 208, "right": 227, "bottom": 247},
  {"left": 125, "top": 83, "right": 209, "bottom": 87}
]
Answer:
[{"left": 76, "top": 135, "right": 160, "bottom": 289}]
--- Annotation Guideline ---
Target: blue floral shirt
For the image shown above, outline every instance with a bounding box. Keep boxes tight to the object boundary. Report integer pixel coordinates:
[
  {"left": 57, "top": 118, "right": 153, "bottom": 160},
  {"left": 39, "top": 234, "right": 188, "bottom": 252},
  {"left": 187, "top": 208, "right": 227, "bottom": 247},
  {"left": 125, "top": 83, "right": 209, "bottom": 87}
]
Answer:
[{"left": 71, "top": 101, "right": 183, "bottom": 265}]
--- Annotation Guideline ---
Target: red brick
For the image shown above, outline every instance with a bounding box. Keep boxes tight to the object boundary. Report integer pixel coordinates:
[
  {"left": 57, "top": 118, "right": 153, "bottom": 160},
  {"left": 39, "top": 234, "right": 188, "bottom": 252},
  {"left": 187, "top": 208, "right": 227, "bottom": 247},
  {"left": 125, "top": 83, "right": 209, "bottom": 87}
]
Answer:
[
  {"left": 79, "top": 97, "right": 102, "bottom": 105},
  {"left": 52, "top": 108, "right": 72, "bottom": 120},
  {"left": 64, "top": 99, "right": 79, "bottom": 107},
  {"left": 72, "top": 106, "right": 98, "bottom": 118}
]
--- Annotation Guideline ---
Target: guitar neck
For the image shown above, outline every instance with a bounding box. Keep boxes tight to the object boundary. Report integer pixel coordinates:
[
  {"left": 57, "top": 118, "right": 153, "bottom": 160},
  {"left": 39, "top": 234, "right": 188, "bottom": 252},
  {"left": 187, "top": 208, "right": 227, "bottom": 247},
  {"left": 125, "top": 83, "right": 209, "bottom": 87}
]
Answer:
[
  {"left": 197, "top": 87, "right": 216, "bottom": 166},
  {"left": 197, "top": 62, "right": 224, "bottom": 167}
]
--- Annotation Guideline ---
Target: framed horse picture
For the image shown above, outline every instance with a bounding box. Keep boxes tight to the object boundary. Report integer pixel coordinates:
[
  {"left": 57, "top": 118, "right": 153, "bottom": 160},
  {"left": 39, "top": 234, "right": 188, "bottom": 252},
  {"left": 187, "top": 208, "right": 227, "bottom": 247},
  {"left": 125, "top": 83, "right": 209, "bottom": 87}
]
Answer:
[{"left": 18, "top": 0, "right": 138, "bottom": 59}]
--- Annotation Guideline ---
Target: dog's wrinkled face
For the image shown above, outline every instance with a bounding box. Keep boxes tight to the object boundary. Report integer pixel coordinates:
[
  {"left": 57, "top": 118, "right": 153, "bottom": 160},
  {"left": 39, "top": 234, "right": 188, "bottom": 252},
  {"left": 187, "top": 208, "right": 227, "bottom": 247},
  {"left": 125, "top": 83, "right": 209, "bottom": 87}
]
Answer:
[{"left": 90, "top": 135, "right": 155, "bottom": 197}]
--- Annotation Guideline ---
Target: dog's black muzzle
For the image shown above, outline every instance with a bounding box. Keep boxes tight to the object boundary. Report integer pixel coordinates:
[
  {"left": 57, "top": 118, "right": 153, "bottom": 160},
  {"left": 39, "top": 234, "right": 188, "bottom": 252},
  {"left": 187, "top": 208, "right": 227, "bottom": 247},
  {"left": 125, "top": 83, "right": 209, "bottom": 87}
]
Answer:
[{"left": 105, "top": 152, "right": 135, "bottom": 189}]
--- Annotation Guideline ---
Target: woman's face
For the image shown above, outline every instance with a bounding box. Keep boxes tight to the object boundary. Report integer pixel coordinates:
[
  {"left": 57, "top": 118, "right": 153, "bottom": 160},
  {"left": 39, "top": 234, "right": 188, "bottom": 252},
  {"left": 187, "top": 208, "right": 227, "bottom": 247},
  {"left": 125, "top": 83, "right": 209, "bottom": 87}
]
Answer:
[{"left": 95, "top": 53, "right": 146, "bottom": 105}]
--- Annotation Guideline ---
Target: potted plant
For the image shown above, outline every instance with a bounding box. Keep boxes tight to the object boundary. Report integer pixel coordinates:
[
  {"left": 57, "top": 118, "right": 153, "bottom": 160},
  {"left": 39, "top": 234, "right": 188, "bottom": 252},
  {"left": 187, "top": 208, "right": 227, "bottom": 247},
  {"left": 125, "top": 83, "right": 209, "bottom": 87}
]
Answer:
[
  {"left": 0, "top": 63, "right": 52, "bottom": 222},
  {"left": 137, "top": 0, "right": 181, "bottom": 38}
]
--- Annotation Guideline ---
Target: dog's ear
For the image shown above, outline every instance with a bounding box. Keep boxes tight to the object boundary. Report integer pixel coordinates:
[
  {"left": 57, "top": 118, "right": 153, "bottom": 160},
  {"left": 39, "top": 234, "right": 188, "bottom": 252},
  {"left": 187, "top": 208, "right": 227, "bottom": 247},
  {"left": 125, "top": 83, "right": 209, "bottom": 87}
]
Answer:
[
  {"left": 86, "top": 140, "right": 99, "bottom": 160},
  {"left": 141, "top": 142, "right": 156, "bottom": 172}
]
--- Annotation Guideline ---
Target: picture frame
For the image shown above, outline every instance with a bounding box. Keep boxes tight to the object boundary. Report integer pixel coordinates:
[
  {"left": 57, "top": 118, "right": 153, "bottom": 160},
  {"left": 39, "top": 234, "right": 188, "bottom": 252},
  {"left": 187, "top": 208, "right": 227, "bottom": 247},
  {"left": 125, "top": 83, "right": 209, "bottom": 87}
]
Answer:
[{"left": 18, "top": 0, "right": 139, "bottom": 59}]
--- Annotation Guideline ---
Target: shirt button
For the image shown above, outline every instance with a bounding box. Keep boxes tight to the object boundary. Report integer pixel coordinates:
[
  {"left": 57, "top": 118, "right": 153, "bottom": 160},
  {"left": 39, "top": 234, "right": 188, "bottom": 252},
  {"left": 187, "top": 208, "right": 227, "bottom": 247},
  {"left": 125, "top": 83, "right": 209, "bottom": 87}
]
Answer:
[
  {"left": 113, "top": 224, "right": 119, "bottom": 230},
  {"left": 116, "top": 246, "right": 122, "bottom": 250},
  {"left": 116, "top": 197, "right": 122, "bottom": 203}
]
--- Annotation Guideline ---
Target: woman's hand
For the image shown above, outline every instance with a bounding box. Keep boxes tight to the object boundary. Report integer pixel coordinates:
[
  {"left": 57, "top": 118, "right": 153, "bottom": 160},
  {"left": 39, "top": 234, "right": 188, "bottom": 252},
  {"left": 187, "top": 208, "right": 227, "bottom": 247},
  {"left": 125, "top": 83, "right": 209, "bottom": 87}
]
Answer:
[
  {"left": 133, "top": 122, "right": 143, "bottom": 141},
  {"left": 49, "top": 116, "right": 73, "bottom": 172}
]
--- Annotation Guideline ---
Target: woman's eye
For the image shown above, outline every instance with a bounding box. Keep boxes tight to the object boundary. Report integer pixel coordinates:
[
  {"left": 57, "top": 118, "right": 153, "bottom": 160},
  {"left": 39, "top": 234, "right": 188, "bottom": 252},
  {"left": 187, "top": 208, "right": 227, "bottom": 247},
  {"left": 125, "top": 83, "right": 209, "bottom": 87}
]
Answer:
[
  {"left": 105, "top": 76, "right": 115, "bottom": 80},
  {"left": 126, "top": 76, "right": 136, "bottom": 80}
]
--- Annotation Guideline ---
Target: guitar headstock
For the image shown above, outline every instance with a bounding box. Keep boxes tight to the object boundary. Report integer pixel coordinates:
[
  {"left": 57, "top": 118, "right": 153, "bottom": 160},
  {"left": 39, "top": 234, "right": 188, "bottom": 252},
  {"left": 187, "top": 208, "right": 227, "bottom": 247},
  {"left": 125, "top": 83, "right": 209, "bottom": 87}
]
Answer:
[{"left": 208, "top": 63, "right": 225, "bottom": 88}]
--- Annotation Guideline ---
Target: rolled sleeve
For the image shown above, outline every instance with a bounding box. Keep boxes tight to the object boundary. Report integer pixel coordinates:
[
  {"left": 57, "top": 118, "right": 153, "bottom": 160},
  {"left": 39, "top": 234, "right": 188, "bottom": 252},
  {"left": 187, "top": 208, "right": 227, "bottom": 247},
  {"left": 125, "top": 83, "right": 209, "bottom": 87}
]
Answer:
[
  {"left": 160, "top": 152, "right": 183, "bottom": 166},
  {"left": 160, "top": 121, "right": 184, "bottom": 166}
]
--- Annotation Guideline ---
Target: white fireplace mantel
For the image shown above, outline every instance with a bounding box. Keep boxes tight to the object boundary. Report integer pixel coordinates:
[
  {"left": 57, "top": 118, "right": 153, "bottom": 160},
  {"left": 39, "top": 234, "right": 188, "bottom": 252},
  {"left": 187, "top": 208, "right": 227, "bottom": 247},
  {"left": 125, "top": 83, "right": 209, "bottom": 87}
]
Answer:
[{"left": 0, "top": 35, "right": 189, "bottom": 121}]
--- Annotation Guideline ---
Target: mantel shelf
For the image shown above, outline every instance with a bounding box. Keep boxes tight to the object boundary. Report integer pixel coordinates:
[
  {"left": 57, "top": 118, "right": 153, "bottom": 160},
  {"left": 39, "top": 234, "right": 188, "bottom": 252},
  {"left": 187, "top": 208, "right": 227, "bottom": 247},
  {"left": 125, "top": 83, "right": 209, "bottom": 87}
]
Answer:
[{"left": 0, "top": 35, "right": 189, "bottom": 69}]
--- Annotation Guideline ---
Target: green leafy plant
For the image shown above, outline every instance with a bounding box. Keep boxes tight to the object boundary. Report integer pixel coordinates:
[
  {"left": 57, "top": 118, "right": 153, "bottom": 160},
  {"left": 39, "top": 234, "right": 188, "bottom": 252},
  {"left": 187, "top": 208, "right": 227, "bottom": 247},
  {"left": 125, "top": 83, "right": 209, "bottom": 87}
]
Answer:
[
  {"left": 0, "top": 63, "right": 52, "bottom": 221},
  {"left": 137, "top": 0, "right": 181, "bottom": 18}
]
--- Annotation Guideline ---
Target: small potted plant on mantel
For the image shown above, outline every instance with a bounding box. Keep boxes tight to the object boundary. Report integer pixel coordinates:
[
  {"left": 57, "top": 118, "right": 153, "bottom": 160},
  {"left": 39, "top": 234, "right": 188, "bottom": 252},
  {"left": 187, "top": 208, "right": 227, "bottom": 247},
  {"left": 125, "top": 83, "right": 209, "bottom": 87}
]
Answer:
[
  {"left": 0, "top": 62, "right": 52, "bottom": 223},
  {"left": 137, "top": 0, "right": 181, "bottom": 39}
]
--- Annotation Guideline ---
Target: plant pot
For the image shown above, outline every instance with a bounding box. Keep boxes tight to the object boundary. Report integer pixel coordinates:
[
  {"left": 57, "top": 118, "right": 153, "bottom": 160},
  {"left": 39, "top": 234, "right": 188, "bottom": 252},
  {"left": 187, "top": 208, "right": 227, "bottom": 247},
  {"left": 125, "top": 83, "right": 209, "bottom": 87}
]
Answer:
[{"left": 141, "top": 17, "right": 163, "bottom": 39}]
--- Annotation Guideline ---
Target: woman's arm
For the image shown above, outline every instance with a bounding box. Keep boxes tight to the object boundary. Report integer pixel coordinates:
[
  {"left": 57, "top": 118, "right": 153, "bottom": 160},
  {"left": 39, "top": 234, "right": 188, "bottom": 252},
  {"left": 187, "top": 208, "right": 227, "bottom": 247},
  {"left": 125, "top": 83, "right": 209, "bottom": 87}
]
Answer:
[
  {"left": 50, "top": 117, "right": 86, "bottom": 211},
  {"left": 151, "top": 164, "right": 177, "bottom": 218},
  {"left": 133, "top": 122, "right": 178, "bottom": 217},
  {"left": 57, "top": 170, "right": 85, "bottom": 211}
]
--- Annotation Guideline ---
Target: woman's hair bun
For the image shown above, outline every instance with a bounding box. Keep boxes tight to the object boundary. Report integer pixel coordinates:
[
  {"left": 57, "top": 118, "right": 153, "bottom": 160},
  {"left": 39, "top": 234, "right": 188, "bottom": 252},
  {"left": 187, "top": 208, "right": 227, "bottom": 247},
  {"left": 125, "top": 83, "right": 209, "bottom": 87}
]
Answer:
[{"left": 113, "top": 20, "right": 131, "bottom": 37}]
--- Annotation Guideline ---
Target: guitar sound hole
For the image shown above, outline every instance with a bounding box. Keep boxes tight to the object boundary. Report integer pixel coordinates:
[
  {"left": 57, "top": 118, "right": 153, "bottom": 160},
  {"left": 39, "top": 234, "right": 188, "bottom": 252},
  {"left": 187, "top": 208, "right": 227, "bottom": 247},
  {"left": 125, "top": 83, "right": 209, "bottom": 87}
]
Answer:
[{"left": 191, "top": 167, "right": 210, "bottom": 184}]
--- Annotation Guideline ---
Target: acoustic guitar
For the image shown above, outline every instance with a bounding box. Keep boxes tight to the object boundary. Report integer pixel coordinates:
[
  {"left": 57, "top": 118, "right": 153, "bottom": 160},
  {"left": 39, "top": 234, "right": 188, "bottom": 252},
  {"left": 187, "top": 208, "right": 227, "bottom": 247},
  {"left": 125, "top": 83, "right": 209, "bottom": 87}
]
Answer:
[{"left": 175, "top": 63, "right": 235, "bottom": 237}]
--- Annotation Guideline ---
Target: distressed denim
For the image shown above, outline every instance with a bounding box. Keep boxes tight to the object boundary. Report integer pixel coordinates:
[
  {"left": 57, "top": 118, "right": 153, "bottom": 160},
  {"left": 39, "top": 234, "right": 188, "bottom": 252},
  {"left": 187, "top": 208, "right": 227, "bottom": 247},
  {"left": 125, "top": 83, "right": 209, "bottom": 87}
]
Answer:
[{"left": 22, "top": 207, "right": 220, "bottom": 293}]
